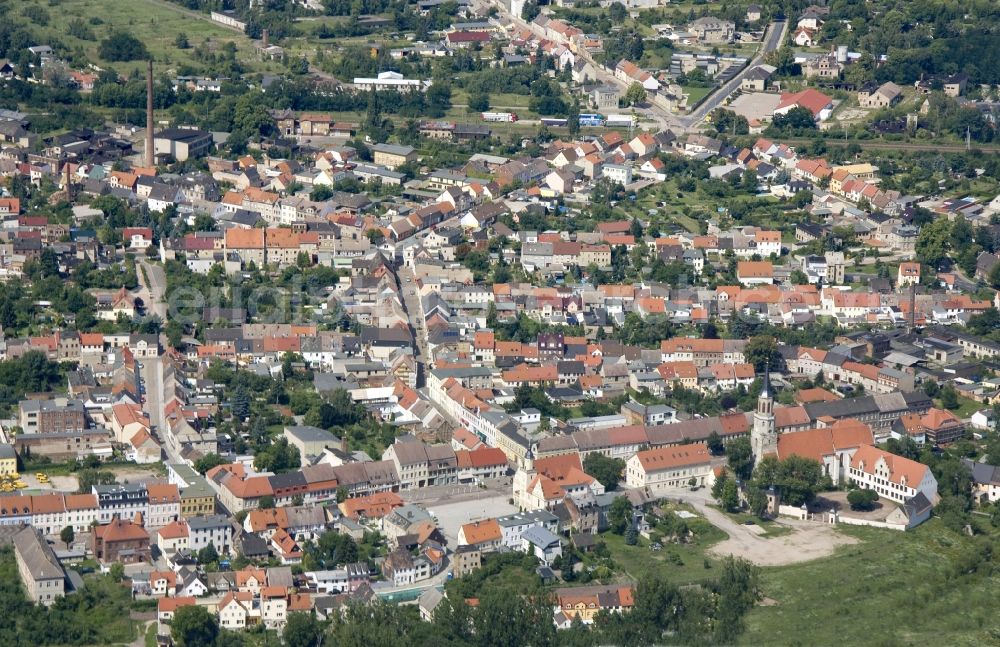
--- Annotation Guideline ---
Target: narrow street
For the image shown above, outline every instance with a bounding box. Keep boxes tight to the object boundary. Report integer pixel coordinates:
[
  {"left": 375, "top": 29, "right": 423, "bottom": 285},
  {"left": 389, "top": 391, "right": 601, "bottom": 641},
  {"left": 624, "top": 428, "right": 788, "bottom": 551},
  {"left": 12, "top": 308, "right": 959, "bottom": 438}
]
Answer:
[
  {"left": 135, "top": 258, "right": 183, "bottom": 464},
  {"left": 396, "top": 267, "right": 429, "bottom": 388},
  {"left": 684, "top": 20, "right": 788, "bottom": 129},
  {"left": 137, "top": 258, "right": 168, "bottom": 321}
]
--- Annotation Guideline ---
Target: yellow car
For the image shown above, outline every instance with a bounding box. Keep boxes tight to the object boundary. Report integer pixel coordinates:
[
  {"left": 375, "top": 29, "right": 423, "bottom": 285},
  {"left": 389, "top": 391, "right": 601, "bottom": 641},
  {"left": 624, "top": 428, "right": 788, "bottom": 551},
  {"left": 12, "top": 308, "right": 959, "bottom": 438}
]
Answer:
[{"left": 14, "top": 481, "right": 26, "bottom": 489}]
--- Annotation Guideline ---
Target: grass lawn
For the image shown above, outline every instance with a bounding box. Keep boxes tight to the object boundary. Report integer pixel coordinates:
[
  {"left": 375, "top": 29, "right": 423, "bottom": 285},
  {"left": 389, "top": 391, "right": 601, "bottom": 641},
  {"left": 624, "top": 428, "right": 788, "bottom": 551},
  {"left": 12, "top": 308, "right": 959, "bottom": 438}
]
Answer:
[
  {"left": 938, "top": 395, "right": 982, "bottom": 418},
  {"left": 144, "top": 622, "right": 158, "bottom": 647},
  {"left": 682, "top": 85, "right": 714, "bottom": 107},
  {"left": 15, "top": 0, "right": 261, "bottom": 76},
  {"left": 741, "top": 521, "right": 1000, "bottom": 646},
  {"left": 598, "top": 504, "right": 729, "bottom": 586},
  {"left": 673, "top": 214, "right": 702, "bottom": 233}
]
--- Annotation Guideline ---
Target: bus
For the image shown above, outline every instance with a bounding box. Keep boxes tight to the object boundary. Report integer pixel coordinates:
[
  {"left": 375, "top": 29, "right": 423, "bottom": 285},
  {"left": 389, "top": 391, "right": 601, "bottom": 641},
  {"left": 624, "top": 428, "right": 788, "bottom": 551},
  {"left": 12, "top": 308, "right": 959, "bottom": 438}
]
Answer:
[
  {"left": 482, "top": 112, "right": 518, "bottom": 122},
  {"left": 540, "top": 117, "right": 568, "bottom": 127},
  {"left": 604, "top": 114, "right": 637, "bottom": 128}
]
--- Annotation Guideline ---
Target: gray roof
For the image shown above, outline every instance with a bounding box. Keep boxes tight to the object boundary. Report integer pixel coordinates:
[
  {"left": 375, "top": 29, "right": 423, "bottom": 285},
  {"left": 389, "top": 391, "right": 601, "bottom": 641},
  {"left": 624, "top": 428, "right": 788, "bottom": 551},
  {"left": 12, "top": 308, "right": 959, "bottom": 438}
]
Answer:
[
  {"left": 497, "top": 509, "right": 558, "bottom": 529},
  {"left": 520, "top": 525, "right": 561, "bottom": 548},
  {"left": 285, "top": 425, "right": 342, "bottom": 445},
  {"left": 188, "top": 514, "right": 231, "bottom": 531},
  {"left": 962, "top": 458, "right": 1000, "bottom": 486},
  {"left": 14, "top": 526, "right": 64, "bottom": 581},
  {"left": 371, "top": 143, "right": 415, "bottom": 156}
]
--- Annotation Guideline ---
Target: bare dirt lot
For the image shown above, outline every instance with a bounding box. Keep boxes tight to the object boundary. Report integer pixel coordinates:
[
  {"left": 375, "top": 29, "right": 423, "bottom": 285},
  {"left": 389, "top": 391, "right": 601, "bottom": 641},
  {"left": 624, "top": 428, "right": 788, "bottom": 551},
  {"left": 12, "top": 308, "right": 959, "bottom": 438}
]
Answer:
[
  {"left": 671, "top": 492, "right": 860, "bottom": 566},
  {"left": 707, "top": 518, "right": 859, "bottom": 566}
]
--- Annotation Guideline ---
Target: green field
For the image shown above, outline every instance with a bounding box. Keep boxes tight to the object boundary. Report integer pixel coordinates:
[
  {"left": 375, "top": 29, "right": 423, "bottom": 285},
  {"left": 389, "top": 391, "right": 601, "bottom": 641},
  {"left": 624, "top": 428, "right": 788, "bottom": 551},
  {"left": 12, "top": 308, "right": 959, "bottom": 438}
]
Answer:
[
  {"left": 598, "top": 504, "right": 730, "bottom": 585},
  {"left": 682, "top": 85, "right": 714, "bottom": 107},
  {"left": 14, "top": 0, "right": 264, "bottom": 75},
  {"left": 742, "top": 521, "right": 1000, "bottom": 646}
]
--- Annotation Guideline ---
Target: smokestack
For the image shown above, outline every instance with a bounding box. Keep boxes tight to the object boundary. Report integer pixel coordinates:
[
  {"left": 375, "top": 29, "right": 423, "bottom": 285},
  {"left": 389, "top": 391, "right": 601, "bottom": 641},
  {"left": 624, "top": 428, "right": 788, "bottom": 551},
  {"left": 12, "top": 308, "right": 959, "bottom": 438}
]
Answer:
[
  {"left": 145, "top": 60, "right": 154, "bottom": 168},
  {"left": 908, "top": 283, "right": 916, "bottom": 332},
  {"left": 262, "top": 29, "right": 269, "bottom": 47}
]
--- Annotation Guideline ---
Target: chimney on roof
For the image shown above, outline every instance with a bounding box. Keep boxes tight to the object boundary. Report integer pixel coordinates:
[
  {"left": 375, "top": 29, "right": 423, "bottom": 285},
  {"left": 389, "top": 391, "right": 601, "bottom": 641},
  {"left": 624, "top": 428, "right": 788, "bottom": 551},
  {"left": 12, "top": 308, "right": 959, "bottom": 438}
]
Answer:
[{"left": 145, "top": 60, "right": 154, "bottom": 168}]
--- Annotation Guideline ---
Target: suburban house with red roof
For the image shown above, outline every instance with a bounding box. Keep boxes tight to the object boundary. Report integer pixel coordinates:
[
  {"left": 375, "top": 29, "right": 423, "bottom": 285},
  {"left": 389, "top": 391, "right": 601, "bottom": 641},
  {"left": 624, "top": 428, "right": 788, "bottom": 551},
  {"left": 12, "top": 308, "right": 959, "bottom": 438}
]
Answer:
[{"left": 774, "top": 88, "right": 834, "bottom": 121}]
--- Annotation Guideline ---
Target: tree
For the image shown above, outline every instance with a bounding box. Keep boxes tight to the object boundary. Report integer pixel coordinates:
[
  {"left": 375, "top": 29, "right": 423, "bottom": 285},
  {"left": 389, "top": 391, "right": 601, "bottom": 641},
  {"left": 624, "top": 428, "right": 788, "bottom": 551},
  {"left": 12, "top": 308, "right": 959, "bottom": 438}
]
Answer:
[
  {"left": 847, "top": 488, "right": 878, "bottom": 511},
  {"left": 624, "top": 82, "right": 647, "bottom": 107},
  {"left": 311, "top": 185, "right": 334, "bottom": 202},
  {"left": 233, "top": 94, "right": 275, "bottom": 140},
  {"left": 230, "top": 385, "right": 251, "bottom": 420},
  {"left": 469, "top": 92, "right": 490, "bottom": 112},
  {"left": 473, "top": 585, "right": 555, "bottom": 647},
  {"left": 194, "top": 453, "right": 225, "bottom": 475},
  {"left": 714, "top": 556, "right": 763, "bottom": 643},
  {"left": 624, "top": 526, "right": 639, "bottom": 545},
  {"left": 583, "top": 453, "right": 626, "bottom": 490},
  {"left": 939, "top": 383, "right": 961, "bottom": 410},
  {"left": 989, "top": 264, "right": 1000, "bottom": 289},
  {"left": 99, "top": 33, "right": 149, "bottom": 61},
  {"left": 770, "top": 106, "right": 816, "bottom": 131},
  {"left": 336, "top": 485, "right": 349, "bottom": 503},
  {"left": 60, "top": 525, "right": 74, "bottom": 549},
  {"left": 712, "top": 109, "right": 749, "bottom": 135},
  {"left": 916, "top": 217, "right": 952, "bottom": 270},
  {"left": 706, "top": 431, "right": 724, "bottom": 455},
  {"left": 726, "top": 437, "right": 754, "bottom": 482},
  {"left": 109, "top": 562, "right": 125, "bottom": 582},
  {"left": 175, "top": 33, "right": 190, "bottom": 49},
  {"left": 751, "top": 455, "right": 826, "bottom": 507},
  {"left": 198, "top": 542, "right": 219, "bottom": 565},
  {"left": 283, "top": 612, "right": 323, "bottom": 647},
  {"left": 608, "top": 496, "right": 633, "bottom": 534},
  {"left": 171, "top": 605, "right": 219, "bottom": 647},
  {"left": 747, "top": 487, "right": 768, "bottom": 518},
  {"left": 567, "top": 100, "right": 580, "bottom": 137},
  {"left": 718, "top": 478, "right": 739, "bottom": 512},
  {"left": 744, "top": 335, "right": 778, "bottom": 373},
  {"left": 427, "top": 83, "right": 453, "bottom": 118}
]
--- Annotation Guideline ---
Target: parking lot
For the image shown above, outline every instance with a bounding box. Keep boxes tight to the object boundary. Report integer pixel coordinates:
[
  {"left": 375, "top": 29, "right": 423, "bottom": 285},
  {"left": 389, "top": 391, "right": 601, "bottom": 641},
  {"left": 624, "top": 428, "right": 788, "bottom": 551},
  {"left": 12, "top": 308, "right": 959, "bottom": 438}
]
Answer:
[
  {"left": 728, "top": 91, "right": 782, "bottom": 123},
  {"left": 430, "top": 494, "right": 518, "bottom": 544}
]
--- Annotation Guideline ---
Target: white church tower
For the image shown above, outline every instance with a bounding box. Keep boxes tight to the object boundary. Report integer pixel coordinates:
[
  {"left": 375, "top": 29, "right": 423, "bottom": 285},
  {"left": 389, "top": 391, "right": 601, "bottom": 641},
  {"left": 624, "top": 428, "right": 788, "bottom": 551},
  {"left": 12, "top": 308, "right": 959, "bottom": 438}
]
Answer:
[{"left": 751, "top": 370, "right": 777, "bottom": 467}]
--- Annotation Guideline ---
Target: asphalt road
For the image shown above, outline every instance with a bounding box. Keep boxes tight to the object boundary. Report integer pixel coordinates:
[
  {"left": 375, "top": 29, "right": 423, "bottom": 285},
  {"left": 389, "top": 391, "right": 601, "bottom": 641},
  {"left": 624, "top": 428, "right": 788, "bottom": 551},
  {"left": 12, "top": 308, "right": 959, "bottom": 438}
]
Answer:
[
  {"left": 683, "top": 21, "right": 787, "bottom": 129},
  {"left": 478, "top": 0, "right": 683, "bottom": 132},
  {"left": 138, "top": 258, "right": 168, "bottom": 321}
]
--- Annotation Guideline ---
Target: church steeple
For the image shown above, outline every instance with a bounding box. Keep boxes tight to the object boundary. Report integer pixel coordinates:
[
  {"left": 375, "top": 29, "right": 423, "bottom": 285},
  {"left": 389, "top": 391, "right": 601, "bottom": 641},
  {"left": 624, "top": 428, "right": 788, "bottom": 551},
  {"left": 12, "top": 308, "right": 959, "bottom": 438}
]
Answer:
[
  {"left": 757, "top": 370, "right": 773, "bottom": 416},
  {"left": 751, "top": 370, "right": 776, "bottom": 468}
]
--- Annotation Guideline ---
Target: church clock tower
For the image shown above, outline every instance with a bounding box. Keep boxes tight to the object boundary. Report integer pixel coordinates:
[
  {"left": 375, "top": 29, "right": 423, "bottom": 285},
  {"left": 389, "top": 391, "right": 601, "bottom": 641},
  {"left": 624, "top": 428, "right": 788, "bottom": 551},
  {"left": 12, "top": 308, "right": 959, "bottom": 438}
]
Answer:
[{"left": 751, "top": 370, "right": 777, "bottom": 467}]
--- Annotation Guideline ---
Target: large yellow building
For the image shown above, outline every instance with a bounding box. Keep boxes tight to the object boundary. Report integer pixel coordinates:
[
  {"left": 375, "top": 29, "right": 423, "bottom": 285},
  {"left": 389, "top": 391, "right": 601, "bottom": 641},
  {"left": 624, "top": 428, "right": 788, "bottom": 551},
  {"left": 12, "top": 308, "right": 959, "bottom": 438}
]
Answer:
[{"left": 0, "top": 444, "right": 17, "bottom": 475}]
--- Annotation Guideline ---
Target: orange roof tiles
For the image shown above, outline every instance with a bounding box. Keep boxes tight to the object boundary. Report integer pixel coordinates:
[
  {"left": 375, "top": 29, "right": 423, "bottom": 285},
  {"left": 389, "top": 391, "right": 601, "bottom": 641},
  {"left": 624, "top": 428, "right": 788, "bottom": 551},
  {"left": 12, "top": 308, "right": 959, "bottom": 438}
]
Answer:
[
  {"left": 634, "top": 443, "right": 712, "bottom": 472},
  {"left": 850, "top": 444, "right": 930, "bottom": 487},
  {"left": 226, "top": 228, "right": 265, "bottom": 249},
  {"left": 460, "top": 519, "right": 502, "bottom": 545}
]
